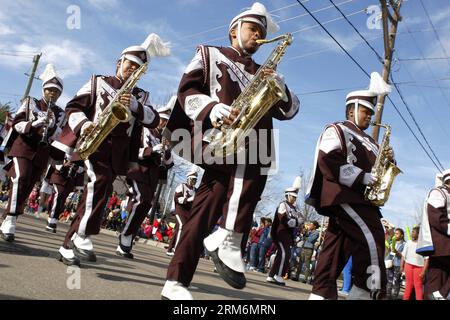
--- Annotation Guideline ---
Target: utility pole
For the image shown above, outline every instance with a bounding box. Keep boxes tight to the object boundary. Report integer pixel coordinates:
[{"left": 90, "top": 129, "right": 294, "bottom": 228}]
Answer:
[
  {"left": 21, "top": 53, "right": 42, "bottom": 103},
  {"left": 372, "top": 0, "right": 403, "bottom": 142}
]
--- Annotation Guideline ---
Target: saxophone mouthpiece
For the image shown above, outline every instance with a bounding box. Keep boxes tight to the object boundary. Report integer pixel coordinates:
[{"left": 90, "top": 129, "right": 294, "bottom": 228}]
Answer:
[{"left": 256, "top": 33, "right": 293, "bottom": 45}]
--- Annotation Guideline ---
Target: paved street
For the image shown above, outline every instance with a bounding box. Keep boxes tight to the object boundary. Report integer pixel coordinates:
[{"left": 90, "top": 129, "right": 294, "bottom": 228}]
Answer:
[{"left": 0, "top": 214, "right": 315, "bottom": 300}]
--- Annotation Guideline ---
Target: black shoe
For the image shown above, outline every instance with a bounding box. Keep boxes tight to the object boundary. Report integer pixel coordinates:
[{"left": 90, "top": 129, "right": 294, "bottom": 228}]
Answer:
[
  {"left": 56, "top": 252, "right": 81, "bottom": 266},
  {"left": 208, "top": 249, "right": 246, "bottom": 290},
  {"left": 0, "top": 231, "right": 14, "bottom": 242},
  {"left": 46, "top": 223, "right": 57, "bottom": 233},
  {"left": 116, "top": 244, "right": 134, "bottom": 259},
  {"left": 290, "top": 276, "right": 299, "bottom": 281},
  {"left": 72, "top": 241, "right": 97, "bottom": 262}
]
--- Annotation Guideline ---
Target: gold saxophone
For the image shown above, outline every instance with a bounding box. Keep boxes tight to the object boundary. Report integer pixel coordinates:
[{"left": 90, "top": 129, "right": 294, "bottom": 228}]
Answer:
[
  {"left": 364, "top": 122, "right": 402, "bottom": 206},
  {"left": 75, "top": 62, "right": 148, "bottom": 160},
  {"left": 204, "top": 33, "right": 293, "bottom": 157}
]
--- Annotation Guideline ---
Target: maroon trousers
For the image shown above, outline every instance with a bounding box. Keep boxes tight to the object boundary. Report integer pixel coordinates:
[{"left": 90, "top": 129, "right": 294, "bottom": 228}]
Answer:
[
  {"left": 167, "top": 212, "right": 188, "bottom": 252},
  {"left": 122, "top": 179, "right": 154, "bottom": 237},
  {"left": 268, "top": 234, "right": 292, "bottom": 278},
  {"left": 166, "top": 164, "right": 267, "bottom": 287},
  {"left": 311, "top": 203, "right": 386, "bottom": 299},
  {"left": 3, "top": 157, "right": 47, "bottom": 218},
  {"left": 49, "top": 180, "right": 76, "bottom": 220},
  {"left": 425, "top": 256, "right": 450, "bottom": 299},
  {"left": 62, "top": 159, "right": 115, "bottom": 248}
]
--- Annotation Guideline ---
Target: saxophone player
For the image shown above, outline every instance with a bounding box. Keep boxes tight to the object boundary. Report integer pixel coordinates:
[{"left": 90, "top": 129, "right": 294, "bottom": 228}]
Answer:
[
  {"left": 161, "top": 2, "right": 299, "bottom": 300},
  {"left": 51, "top": 34, "right": 170, "bottom": 266},
  {"left": 1, "top": 64, "right": 64, "bottom": 242},
  {"left": 305, "top": 72, "right": 394, "bottom": 300},
  {"left": 116, "top": 98, "right": 174, "bottom": 259}
]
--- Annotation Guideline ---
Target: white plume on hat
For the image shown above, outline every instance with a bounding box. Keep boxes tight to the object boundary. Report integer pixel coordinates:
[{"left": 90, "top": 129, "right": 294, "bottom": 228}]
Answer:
[
  {"left": 230, "top": 2, "right": 279, "bottom": 34},
  {"left": 435, "top": 173, "right": 443, "bottom": 187},
  {"left": 368, "top": 72, "right": 391, "bottom": 96},
  {"left": 157, "top": 95, "right": 177, "bottom": 120},
  {"left": 39, "top": 63, "right": 63, "bottom": 92},
  {"left": 141, "top": 33, "right": 171, "bottom": 58},
  {"left": 292, "top": 176, "right": 302, "bottom": 190},
  {"left": 121, "top": 33, "right": 171, "bottom": 67}
]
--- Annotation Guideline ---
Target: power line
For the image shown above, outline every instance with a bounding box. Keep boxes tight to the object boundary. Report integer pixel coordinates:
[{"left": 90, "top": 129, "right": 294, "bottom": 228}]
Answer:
[
  {"left": 419, "top": 0, "right": 450, "bottom": 61},
  {"left": 398, "top": 57, "right": 450, "bottom": 61},
  {"left": 295, "top": 0, "right": 445, "bottom": 172},
  {"left": 177, "top": 1, "right": 362, "bottom": 49},
  {"left": 390, "top": 74, "right": 445, "bottom": 170},
  {"left": 328, "top": 0, "right": 384, "bottom": 64},
  {"left": 326, "top": 0, "right": 446, "bottom": 171}
]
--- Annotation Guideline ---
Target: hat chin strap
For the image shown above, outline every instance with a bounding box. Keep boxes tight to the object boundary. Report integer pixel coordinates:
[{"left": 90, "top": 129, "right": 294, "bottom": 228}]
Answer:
[
  {"left": 354, "top": 101, "right": 360, "bottom": 127},
  {"left": 119, "top": 56, "right": 125, "bottom": 80},
  {"left": 237, "top": 20, "right": 250, "bottom": 56}
]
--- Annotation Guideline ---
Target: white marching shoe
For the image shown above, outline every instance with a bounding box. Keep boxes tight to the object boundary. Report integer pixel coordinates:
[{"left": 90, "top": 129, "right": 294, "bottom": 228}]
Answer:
[
  {"left": 348, "top": 285, "right": 371, "bottom": 300},
  {"left": 204, "top": 227, "right": 246, "bottom": 289},
  {"left": 161, "top": 280, "right": 193, "bottom": 300},
  {"left": 308, "top": 293, "right": 326, "bottom": 300},
  {"left": 0, "top": 215, "right": 17, "bottom": 242},
  {"left": 71, "top": 233, "right": 97, "bottom": 262}
]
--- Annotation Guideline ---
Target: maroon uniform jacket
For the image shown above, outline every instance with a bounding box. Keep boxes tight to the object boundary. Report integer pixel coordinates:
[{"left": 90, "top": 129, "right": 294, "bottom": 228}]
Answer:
[
  {"left": 420, "top": 186, "right": 450, "bottom": 257},
  {"left": 306, "top": 120, "right": 380, "bottom": 214},
  {"left": 271, "top": 200, "right": 303, "bottom": 246},
  {"left": 165, "top": 45, "right": 299, "bottom": 168},
  {"left": 52, "top": 75, "right": 159, "bottom": 175},
  {"left": 173, "top": 182, "right": 196, "bottom": 219},
  {"left": 5, "top": 97, "right": 64, "bottom": 169}
]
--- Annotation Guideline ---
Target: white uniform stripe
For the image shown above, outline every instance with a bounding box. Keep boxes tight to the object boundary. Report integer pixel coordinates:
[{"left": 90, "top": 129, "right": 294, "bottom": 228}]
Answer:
[
  {"left": 78, "top": 160, "right": 96, "bottom": 236},
  {"left": 123, "top": 180, "right": 141, "bottom": 234},
  {"left": 340, "top": 203, "right": 380, "bottom": 276},
  {"left": 174, "top": 214, "right": 183, "bottom": 250},
  {"left": 10, "top": 158, "right": 21, "bottom": 214},
  {"left": 225, "top": 164, "right": 246, "bottom": 230},
  {"left": 50, "top": 184, "right": 60, "bottom": 219},
  {"left": 277, "top": 241, "right": 286, "bottom": 277}
]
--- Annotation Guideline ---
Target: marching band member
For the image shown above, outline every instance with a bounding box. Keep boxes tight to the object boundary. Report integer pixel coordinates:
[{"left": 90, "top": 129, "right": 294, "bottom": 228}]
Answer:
[
  {"left": 266, "top": 177, "right": 304, "bottom": 286},
  {"left": 305, "top": 72, "right": 394, "bottom": 300},
  {"left": 417, "top": 170, "right": 450, "bottom": 300},
  {"left": 0, "top": 64, "right": 65, "bottom": 242},
  {"left": 52, "top": 34, "right": 169, "bottom": 266},
  {"left": 45, "top": 157, "right": 84, "bottom": 233},
  {"left": 161, "top": 2, "right": 299, "bottom": 300},
  {"left": 166, "top": 168, "right": 198, "bottom": 256},
  {"left": 116, "top": 99, "right": 174, "bottom": 259}
]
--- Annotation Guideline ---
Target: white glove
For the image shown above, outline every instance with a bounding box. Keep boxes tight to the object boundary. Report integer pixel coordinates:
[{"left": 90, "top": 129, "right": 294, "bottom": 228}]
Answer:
[
  {"left": 48, "top": 116, "right": 56, "bottom": 129},
  {"left": 287, "top": 219, "right": 297, "bottom": 228},
  {"left": 80, "top": 121, "right": 94, "bottom": 136},
  {"left": 209, "top": 103, "right": 232, "bottom": 124},
  {"left": 31, "top": 117, "right": 47, "bottom": 128},
  {"left": 363, "top": 172, "right": 377, "bottom": 185},
  {"left": 187, "top": 196, "right": 194, "bottom": 202},
  {"left": 152, "top": 143, "right": 163, "bottom": 152},
  {"left": 129, "top": 95, "right": 139, "bottom": 112},
  {"left": 274, "top": 72, "right": 285, "bottom": 88}
]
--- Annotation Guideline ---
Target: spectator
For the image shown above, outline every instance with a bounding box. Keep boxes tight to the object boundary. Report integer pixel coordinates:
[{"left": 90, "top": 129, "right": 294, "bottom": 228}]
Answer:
[
  {"left": 401, "top": 226, "right": 428, "bottom": 300},
  {"left": 339, "top": 256, "right": 353, "bottom": 296},
  {"left": 257, "top": 218, "right": 273, "bottom": 273},
  {"left": 26, "top": 186, "right": 40, "bottom": 214},
  {"left": 294, "top": 221, "right": 320, "bottom": 284},
  {"left": 107, "top": 191, "right": 120, "bottom": 211},
  {"left": 247, "top": 217, "right": 266, "bottom": 271},
  {"left": 386, "top": 228, "right": 405, "bottom": 299},
  {"left": 137, "top": 218, "right": 153, "bottom": 239}
]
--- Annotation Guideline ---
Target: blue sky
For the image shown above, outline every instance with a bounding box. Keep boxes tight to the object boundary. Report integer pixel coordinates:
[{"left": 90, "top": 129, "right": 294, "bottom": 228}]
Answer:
[{"left": 1, "top": 0, "right": 450, "bottom": 228}]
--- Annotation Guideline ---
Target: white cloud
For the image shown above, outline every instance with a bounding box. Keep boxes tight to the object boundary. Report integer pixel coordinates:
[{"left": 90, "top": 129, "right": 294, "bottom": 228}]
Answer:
[
  {"left": 0, "top": 22, "right": 14, "bottom": 35},
  {"left": 87, "top": 0, "right": 119, "bottom": 10}
]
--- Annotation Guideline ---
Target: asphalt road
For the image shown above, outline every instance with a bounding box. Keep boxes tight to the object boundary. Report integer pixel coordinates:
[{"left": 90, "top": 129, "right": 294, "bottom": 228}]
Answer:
[{"left": 0, "top": 213, "right": 315, "bottom": 300}]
